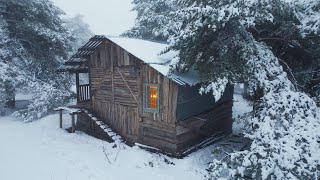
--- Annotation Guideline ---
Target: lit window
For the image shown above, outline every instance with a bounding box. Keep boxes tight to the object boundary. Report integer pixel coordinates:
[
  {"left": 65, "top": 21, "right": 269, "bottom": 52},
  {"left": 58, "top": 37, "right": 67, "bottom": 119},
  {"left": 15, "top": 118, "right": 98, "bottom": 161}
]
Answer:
[{"left": 145, "top": 84, "right": 159, "bottom": 113}]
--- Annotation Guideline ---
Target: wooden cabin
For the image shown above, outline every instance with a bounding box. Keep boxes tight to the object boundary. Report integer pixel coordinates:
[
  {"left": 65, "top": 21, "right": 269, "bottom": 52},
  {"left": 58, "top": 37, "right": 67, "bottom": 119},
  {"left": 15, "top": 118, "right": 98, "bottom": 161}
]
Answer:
[{"left": 59, "top": 35, "right": 233, "bottom": 157}]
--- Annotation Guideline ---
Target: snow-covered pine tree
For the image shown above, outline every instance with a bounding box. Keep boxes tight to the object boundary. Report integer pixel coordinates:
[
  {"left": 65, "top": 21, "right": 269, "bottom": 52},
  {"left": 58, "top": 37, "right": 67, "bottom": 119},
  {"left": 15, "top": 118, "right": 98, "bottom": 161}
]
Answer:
[
  {"left": 247, "top": 0, "right": 320, "bottom": 104},
  {"left": 0, "top": 0, "right": 87, "bottom": 121},
  {"left": 3, "top": 0, "right": 71, "bottom": 80},
  {"left": 64, "top": 14, "right": 93, "bottom": 54},
  {"left": 165, "top": 0, "right": 320, "bottom": 179},
  {"left": 122, "top": 0, "right": 178, "bottom": 42},
  {"left": 210, "top": 40, "right": 320, "bottom": 179},
  {"left": 0, "top": 15, "right": 25, "bottom": 108}
]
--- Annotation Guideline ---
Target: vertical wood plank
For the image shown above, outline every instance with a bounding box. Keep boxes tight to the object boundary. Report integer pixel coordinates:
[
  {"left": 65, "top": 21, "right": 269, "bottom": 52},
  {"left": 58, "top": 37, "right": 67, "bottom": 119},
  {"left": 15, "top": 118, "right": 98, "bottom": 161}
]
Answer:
[
  {"left": 138, "top": 65, "right": 144, "bottom": 120},
  {"left": 157, "top": 73, "right": 161, "bottom": 121},
  {"left": 124, "top": 51, "right": 129, "bottom": 65}
]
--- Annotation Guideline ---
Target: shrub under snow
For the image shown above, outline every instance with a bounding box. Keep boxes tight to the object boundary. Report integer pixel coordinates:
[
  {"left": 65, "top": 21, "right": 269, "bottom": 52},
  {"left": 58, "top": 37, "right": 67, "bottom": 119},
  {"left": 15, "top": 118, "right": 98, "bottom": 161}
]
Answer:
[{"left": 13, "top": 79, "right": 71, "bottom": 122}]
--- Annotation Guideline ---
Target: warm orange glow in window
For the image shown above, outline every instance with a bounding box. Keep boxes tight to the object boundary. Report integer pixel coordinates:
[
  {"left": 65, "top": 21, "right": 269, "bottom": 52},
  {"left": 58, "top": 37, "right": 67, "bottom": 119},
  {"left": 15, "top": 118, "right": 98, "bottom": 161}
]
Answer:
[{"left": 148, "top": 86, "right": 158, "bottom": 109}]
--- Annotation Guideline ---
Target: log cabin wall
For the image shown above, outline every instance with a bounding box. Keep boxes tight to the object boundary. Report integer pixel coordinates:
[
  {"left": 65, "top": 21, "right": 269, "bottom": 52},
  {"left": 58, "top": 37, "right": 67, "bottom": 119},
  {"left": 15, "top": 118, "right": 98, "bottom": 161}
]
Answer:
[
  {"left": 138, "top": 63, "right": 179, "bottom": 152},
  {"left": 87, "top": 40, "right": 180, "bottom": 152}
]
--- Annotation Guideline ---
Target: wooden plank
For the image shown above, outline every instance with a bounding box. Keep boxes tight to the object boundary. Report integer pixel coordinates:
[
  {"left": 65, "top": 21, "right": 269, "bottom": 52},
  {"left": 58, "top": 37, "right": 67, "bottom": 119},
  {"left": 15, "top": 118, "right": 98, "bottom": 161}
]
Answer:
[
  {"left": 141, "top": 136, "right": 177, "bottom": 152},
  {"left": 116, "top": 67, "right": 138, "bottom": 104},
  {"left": 138, "top": 65, "right": 144, "bottom": 120},
  {"left": 102, "top": 43, "right": 107, "bottom": 68},
  {"left": 157, "top": 73, "right": 161, "bottom": 121},
  {"left": 141, "top": 120, "right": 176, "bottom": 132},
  {"left": 162, "top": 77, "right": 169, "bottom": 123},
  {"left": 124, "top": 51, "right": 130, "bottom": 65},
  {"left": 111, "top": 44, "right": 115, "bottom": 104}
]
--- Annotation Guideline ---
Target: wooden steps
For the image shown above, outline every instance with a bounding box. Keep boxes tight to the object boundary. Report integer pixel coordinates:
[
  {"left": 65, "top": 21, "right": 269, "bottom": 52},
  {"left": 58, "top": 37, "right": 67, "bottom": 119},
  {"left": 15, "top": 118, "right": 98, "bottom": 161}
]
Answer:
[{"left": 76, "top": 110, "right": 122, "bottom": 143}]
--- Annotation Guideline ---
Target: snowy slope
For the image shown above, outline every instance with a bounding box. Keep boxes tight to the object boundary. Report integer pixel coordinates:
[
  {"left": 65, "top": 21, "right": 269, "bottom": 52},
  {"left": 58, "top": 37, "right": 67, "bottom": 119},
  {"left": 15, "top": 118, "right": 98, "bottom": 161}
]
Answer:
[{"left": 0, "top": 114, "right": 213, "bottom": 180}]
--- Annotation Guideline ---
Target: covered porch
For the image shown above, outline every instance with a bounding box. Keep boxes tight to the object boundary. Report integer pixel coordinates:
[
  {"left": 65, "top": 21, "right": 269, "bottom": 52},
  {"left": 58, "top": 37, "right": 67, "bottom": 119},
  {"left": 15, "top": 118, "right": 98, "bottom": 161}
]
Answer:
[
  {"left": 57, "top": 37, "right": 106, "bottom": 109},
  {"left": 57, "top": 55, "right": 92, "bottom": 110}
]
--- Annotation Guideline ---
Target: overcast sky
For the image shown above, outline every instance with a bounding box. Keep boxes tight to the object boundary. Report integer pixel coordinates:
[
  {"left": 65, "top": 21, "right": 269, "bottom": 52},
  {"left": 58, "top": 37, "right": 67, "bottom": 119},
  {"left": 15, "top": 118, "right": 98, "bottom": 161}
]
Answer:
[{"left": 52, "top": 0, "right": 136, "bottom": 36}]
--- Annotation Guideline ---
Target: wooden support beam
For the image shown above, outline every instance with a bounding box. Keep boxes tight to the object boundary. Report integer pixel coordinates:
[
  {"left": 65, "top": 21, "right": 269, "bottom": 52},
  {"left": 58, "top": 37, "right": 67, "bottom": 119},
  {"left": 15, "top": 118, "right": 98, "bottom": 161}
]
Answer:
[
  {"left": 71, "top": 113, "right": 76, "bottom": 133},
  {"left": 76, "top": 73, "right": 80, "bottom": 103},
  {"left": 59, "top": 109, "right": 63, "bottom": 128}
]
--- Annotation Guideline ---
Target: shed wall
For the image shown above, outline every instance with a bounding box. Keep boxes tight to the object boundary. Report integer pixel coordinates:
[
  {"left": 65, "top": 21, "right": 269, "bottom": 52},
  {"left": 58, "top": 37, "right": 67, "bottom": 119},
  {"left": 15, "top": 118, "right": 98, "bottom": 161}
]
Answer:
[{"left": 88, "top": 41, "right": 179, "bottom": 151}]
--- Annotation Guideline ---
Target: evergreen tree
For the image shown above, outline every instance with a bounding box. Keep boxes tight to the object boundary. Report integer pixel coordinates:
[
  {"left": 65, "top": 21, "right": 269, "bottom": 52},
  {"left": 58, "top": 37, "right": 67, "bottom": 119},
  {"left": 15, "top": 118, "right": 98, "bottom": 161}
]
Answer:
[
  {"left": 3, "top": 0, "right": 71, "bottom": 80},
  {"left": 122, "top": 0, "right": 178, "bottom": 41},
  {"left": 64, "top": 14, "right": 93, "bottom": 53},
  {"left": 167, "top": 0, "right": 320, "bottom": 100},
  {"left": 0, "top": 0, "right": 90, "bottom": 121},
  {"left": 161, "top": 0, "right": 320, "bottom": 178}
]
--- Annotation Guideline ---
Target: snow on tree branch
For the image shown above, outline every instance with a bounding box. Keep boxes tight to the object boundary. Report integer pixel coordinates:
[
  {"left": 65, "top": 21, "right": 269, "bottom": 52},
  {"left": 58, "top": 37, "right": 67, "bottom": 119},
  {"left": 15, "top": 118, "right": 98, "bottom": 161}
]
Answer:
[
  {"left": 200, "top": 77, "right": 228, "bottom": 102},
  {"left": 210, "top": 41, "right": 320, "bottom": 179}
]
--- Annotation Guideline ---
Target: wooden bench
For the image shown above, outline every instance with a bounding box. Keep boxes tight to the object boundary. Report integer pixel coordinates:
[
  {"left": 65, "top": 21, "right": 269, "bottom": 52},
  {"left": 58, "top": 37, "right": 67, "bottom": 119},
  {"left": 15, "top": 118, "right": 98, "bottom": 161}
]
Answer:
[{"left": 54, "top": 107, "right": 85, "bottom": 133}]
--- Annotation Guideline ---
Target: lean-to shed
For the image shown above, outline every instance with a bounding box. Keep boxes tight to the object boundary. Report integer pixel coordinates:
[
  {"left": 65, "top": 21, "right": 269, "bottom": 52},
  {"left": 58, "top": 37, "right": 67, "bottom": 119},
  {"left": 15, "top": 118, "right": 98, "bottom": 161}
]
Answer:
[{"left": 59, "top": 35, "right": 234, "bottom": 156}]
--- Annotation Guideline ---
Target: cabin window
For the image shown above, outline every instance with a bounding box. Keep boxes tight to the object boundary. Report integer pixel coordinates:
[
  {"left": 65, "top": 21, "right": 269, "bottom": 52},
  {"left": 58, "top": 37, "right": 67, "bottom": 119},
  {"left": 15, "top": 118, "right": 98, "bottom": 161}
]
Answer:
[{"left": 144, "top": 83, "right": 160, "bottom": 113}]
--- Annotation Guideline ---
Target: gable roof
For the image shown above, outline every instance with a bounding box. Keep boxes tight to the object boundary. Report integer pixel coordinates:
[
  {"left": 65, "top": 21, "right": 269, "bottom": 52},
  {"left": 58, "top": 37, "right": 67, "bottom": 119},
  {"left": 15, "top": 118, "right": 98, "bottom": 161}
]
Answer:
[{"left": 59, "top": 35, "right": 200, "bottom": 86}]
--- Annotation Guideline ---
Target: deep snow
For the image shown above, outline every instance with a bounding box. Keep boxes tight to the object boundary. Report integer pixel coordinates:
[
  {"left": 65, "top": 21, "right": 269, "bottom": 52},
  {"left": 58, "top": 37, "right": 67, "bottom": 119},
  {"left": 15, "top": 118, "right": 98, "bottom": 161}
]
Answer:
[
  {"left": 0, "top": 114, "right": 211, "bottom": 180},
  {"left": 0, "top": 91, "right": 251, "bottom": 180}
]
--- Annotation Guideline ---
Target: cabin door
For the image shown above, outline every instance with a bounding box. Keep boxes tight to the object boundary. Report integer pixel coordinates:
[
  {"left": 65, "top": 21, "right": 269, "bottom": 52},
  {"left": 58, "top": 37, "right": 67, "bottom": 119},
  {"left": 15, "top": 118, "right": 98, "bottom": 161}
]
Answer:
[{"left": 111, "top": 104, "right": 140, "bottom": 141}]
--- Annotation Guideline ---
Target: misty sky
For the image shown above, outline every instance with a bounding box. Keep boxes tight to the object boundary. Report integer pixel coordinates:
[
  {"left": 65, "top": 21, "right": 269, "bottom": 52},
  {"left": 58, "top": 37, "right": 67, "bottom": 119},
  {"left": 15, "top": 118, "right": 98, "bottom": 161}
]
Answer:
[{"left": 52, "top": 0, "right": 136, "bottom": 36}]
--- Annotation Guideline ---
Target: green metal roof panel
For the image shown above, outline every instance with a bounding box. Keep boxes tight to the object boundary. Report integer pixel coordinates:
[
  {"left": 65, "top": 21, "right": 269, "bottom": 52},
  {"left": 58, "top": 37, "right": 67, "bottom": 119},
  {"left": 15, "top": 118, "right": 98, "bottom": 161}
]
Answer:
[{"left": 176, "top": 84, "right": 234, "bottom": 121}]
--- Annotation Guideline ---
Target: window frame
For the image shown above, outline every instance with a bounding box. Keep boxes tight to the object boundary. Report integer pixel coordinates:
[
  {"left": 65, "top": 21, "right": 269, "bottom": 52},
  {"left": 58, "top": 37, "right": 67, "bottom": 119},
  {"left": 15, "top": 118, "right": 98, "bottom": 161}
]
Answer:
[{"left": 144, "top": 83, "right": 160, "bottom": 113}]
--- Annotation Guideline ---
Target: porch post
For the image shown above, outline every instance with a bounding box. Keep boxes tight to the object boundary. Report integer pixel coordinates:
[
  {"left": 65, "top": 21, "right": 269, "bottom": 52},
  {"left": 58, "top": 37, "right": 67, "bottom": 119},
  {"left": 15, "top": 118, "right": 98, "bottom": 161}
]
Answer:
[
  {"left": 59, "top": 109, "right": 63, "bottom": 128},
  {"left": 71, "top": 113, "right": 76, "bottom": 133},
  {"left": 76, "top": 73, "right": 80, "bottom": 103}
]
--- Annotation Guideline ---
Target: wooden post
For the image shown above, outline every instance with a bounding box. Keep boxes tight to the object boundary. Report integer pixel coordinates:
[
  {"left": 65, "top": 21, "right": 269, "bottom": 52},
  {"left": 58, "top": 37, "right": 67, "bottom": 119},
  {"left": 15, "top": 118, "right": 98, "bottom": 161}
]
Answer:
[
  {"left": 71, "top": 113, "right": 76, "bottom": 133},
  {"left": 76, "top": 73, "right": 80, "bottom": 103},
  {"left": 59, "top": 109, "right": 63, "bottom": 128}
]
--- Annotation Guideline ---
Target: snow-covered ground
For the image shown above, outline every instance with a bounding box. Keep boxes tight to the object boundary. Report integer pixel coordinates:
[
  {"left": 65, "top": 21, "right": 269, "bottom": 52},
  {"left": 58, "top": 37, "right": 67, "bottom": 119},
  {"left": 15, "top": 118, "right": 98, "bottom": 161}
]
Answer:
[
  {"left": 0, "top": 114, "right": 212, "bottom": 180},
  {"left": 0, "top": 89, "right": 251, "bottom": 180}
]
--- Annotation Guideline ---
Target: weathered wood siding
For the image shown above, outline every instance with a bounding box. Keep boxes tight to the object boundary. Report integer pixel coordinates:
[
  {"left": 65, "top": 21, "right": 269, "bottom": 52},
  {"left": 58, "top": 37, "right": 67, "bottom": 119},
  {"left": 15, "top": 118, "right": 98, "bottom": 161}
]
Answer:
[
  {"left": 87, "top": 40, "right": 178, "bottom": 148},
  {"left": 137, "top": 62, "right": 180, "bottom": 152}
]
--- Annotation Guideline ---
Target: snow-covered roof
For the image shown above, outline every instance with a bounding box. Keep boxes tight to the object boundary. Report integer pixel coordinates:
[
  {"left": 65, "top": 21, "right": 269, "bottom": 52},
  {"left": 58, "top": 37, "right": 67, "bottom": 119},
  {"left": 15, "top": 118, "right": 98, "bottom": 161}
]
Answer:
[
  {"left": 60, "top": 35, "right": 200, "bottom": 86},
  {"left": 107, "top": 36, "right": 200, "bottom": 86}
]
